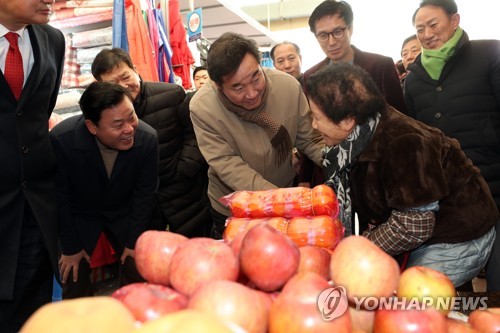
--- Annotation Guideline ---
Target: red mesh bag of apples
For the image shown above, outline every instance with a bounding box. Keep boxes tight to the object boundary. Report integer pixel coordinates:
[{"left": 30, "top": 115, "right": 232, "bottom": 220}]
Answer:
[
  {"left": 222, "top": 215, "right": 344, "bottom": 250},
  {"left": 221, "top": 185, "right": 343, "bottom": 250},
  {"left": 219, "top": 184, "right": 339, "bottom": 219}
]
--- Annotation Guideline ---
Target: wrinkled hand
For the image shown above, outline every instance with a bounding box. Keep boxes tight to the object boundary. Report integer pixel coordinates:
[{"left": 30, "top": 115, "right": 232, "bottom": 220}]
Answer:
[
  {"left": 120, "top": 247, "right": 135, "bottom": 264},
  {"left": 59, "top": 250, "right": 90, "bottom": 283}
]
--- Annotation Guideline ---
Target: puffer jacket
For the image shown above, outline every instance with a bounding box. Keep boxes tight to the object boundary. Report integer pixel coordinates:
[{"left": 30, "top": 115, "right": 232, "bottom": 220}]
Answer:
[
  {"left": 134, "top": 82, "right": 211, "bottom": 237},
  {"left": 405, "top": 32, "right": 500, "bottom": 210}
]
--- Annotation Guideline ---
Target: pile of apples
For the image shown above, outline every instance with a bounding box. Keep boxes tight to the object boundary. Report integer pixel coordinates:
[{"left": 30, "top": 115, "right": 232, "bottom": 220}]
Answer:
[{"left": 21, "top": 225, "right": 500, "bottom": 332}]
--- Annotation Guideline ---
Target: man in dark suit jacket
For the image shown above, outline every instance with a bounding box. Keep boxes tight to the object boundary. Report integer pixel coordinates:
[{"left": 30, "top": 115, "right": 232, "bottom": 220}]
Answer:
[
  {"left": 303, "top": 0, "right": 406, "bottom": 113},
  {"left": 0, "top": 2, "right": 65, "bottom": 331},
  {"left": 298, "top": 0, "right": 407, "bottom": 190},
  {"left": 49, "top": 82, "right": 159, "bottom": 298}
]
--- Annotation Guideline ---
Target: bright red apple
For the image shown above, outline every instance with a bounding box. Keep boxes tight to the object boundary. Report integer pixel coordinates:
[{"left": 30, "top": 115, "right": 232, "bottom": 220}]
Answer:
[
  {"left": 298, "top": 245, "right": 331, "bottom": 280},
  {"left": 397, "top": 266, "right": 456, "bottom": 315},
  {"left": 330, "top": 236, "right": 400, "bottom": 302},
  {"left": 239, "top": 224, "right": 300, "bottom": 292},
  {"left": 111, "top": 282, "right": 188, "bottom": 323},
  {"left": 188, "top": 280, "right": 268, "bottom": 333},
  {"left": 269, "top": 272, "right": 350, "bottom": 333},
  {"left": 373, "top": 308, "right": 447, "bottom": 332},
  {"left": 348, "top": 306, "right": 375, "bottom": 333},
  {"left": 468, "top": 307, "right": 500, "bottom": 333},
  {"left": 446, "top": 317, "right": 478, "bottom": 333},
  {"left": 135, "top": 230, "right": 188, "bottom": 286},
  {"left": 169, "top": 237, "right": 239, "bottom": 296}
]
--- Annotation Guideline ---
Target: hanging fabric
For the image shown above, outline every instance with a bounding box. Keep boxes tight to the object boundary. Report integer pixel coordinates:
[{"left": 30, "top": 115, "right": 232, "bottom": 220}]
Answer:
[
  {"left": 112, "top": 0, "right": 129, "bottom": 50},
  {"left": 124, "top": 0, "right": 159, "bottom": 81},
  {"left": 154, "top": 7, "right": 174, "bottom": 83},
  {"left": 168, "top": 0, "right": 195, "bottom": 89}
]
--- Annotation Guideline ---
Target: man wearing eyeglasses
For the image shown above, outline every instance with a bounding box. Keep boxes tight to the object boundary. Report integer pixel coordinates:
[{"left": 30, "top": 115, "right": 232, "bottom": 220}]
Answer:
[{"left": 304, "top": 0, "right": 406, "bottom": 113}]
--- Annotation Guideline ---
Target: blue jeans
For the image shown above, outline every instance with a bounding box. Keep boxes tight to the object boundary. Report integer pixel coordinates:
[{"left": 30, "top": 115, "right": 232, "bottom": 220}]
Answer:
[{"left": 406, "top": 227, "right": 496, "bottom": 287}]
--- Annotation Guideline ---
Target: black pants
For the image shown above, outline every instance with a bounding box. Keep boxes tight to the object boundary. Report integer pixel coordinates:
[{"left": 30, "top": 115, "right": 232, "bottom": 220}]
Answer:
[
  {"left": 62, "top": 255, "right": 145, "bottom": 299},
  {"left": 0, "top": 206, "right": 52, "bottom": 333},
  {"left": 210, "top": 206, "right": 229, "bottom": 240}
]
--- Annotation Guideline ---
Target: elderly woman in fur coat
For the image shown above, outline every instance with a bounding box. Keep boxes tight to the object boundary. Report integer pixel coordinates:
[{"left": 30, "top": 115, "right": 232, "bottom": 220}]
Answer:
[{"left": 305, "top": 63, "right": 498, "bottom": 288}]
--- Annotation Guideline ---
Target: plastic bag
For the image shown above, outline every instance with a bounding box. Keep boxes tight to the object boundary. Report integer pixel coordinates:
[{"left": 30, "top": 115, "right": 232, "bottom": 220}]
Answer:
[
  {"left": 220, "top": 185, "right": 339, "bottom": 219},
  {"left": 223, "top": 215, "right": 344, "bottom": 250}
]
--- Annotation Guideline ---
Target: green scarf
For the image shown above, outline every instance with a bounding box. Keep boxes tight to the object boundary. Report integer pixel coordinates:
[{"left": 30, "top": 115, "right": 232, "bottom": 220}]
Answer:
[{"left": 421, "top": 27, "right": 463, "bottom": 80}]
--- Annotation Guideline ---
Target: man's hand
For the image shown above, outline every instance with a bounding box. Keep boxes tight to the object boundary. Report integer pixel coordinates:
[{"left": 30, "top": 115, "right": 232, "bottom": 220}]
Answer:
[
  {"left": 120, "top": 247, "right": 135, "bottom": 264},
  {"left": 59, "top": 250, "right": 90, "bottom": 283}
]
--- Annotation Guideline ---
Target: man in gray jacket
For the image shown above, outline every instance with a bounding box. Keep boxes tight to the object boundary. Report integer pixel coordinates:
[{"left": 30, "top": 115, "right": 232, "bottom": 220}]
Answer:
[{"left": 190, "top": 32, "right": 325, "bottom": 239}]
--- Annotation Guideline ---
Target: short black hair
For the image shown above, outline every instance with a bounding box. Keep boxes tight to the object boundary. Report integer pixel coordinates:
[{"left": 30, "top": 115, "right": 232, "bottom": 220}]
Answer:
[
  {"left": 308, "top": 0, "right": 353, "bottom": 34},
  {"left": 305, "top": 63, "right": 386, "bottom": 125},
  {"left": 270, "top": 41, "right": 301, "bottom": 62},
  {"left": 79, "top": 81, "right": 133, "bottom": 125},
  {"left": 192, "top": 66, "right": 207, "bottom": 80},
  {"left": 206, "top": 32, "right": 260, "bottom": 86},
  {"left": 401, "top": 34, "right": 418, "bottom": 52},
  {"left": 91, "top": 48, "right": 134, "bottom": 81},
  {"left": 412, "top": 0, "right": 458, "bottom": 24}
]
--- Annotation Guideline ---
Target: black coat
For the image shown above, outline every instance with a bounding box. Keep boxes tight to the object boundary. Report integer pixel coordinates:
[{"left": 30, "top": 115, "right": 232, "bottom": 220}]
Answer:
[
  {"left": 50, "top": 116, "right": 159, "bottom": 256},
  {"left": 405, "top": 32, "right": 500, "bottom": 209},
  {"left": 134, "top": 83, "right": 211, "bottom": 237},
  {"left": 0, "top": 24, "right": 64, "bottom": 299}
]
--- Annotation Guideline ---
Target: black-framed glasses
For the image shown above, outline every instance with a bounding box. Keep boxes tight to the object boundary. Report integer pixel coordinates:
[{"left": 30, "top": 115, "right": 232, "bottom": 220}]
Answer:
[{"left": 316, "top": 26, "right": 348, "bottom": 43}]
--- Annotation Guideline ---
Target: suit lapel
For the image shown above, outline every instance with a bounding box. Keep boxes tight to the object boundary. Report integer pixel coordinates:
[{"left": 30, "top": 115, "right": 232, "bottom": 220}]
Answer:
[
  {"left": 73, "top": 118, "right": 109, "bottom": 181},
  {"left": 22, "top": 25, "right": 49, "bottom": 103}
]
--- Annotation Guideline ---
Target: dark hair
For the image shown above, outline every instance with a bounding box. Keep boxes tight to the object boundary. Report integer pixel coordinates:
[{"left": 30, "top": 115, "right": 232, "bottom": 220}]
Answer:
[
  {"left": 207, "top": 32, "right": 261, "bottom": 85},
  {"left": 91, "top": 48, "right": 134, "bottom": 81},
  {"left": 412, "top": 0, "right": 458, "bottom": 24},
  {"left": 270, "top": 41, "right": 301, "bottom": 62},
  {"left": 79, "top": 81, "right": 133, "bottom": 125},
  {"left": 401, "top": 34, "right": 418, "bottom": 52},
  {"left": 192, "top": 66, "right": 208, "bottom": 79},
  {"left": 305, "top": 63, "right": 386, "bottom": 125},
  {"left": 308, "top": 0, "right": 353, "bottom": 34}
]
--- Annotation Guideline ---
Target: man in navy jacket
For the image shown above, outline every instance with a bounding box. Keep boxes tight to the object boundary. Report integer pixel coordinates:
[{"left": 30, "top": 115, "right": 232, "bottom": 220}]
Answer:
[{"left": 50, "top": 82, "right": 159, "bottom": 298}]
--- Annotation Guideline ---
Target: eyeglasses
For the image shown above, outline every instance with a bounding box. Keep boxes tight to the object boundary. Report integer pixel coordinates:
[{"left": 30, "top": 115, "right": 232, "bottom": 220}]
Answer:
[{"left": 316, "top": 26, "right": 348, "bottom": 43}]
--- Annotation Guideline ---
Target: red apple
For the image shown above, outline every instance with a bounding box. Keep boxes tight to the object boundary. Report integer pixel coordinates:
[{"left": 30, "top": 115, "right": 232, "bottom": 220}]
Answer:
[
  {"left": 348, "top": 306, "right": 375, "bottom": 333},
  {"left": 169, "top": 237, "right": 239, "bottom": 296},
  {"left": 373, "top": 308, "right": 447, "bottom": 332},
  {"left": 20, "top": 297, "right": 136, "bottom": 333},
  {"left": 188, "top": 280, "right": 268, "bottom": 333},
  {"left": 135, "top": 230, "right": 188, "bottom": 285},
  {"left": 239, "top": 224, "right": 300, "bottom": 292},
  {"left": 446, "top": 318, "right": 478, "bottom": 333},
  {"left": 468, "top": 308, "right": 500, "bottom": 333},
  {"left": 269, "top": 272, "right": 350, "bottom": 333},
  {"left": 134, "top": 309, "right": 243, "bottom": 333},
  {"left": 298, "top": 245, "right": 331, "bottom": 280},
  {"left": 111, "top": 282, "right": 188, "bottom": 322},
  {"left": 397, "top": 266, "right": 456, "bottom": 315},
  {"left": 330, "top": 236, "right": 400, "bottom": 302}
]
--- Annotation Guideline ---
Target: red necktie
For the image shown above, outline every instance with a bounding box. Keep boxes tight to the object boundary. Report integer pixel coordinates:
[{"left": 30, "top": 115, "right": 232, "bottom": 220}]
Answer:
[{"left": 4, "top": 32, "right": 24, "bottom": 100}]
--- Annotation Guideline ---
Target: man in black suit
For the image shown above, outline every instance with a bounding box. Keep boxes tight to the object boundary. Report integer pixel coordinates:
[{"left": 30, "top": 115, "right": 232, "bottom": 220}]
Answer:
[
  {"left": 50, "top": 82, "right": 159, "bottom": 298},
  {"left": 0, "top": 1, "right": 65, "bottom": 331}
]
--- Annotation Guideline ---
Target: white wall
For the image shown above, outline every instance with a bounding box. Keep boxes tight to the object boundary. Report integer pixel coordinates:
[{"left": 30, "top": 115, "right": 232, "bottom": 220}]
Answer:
[{"left": 271, "top": 0, "right": 500, "bottom": 71}]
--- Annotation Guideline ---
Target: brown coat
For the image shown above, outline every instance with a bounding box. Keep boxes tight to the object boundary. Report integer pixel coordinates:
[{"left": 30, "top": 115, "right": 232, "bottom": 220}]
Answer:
[{"left": 351, "top": 108, "right": 498, "bottom": 244}]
